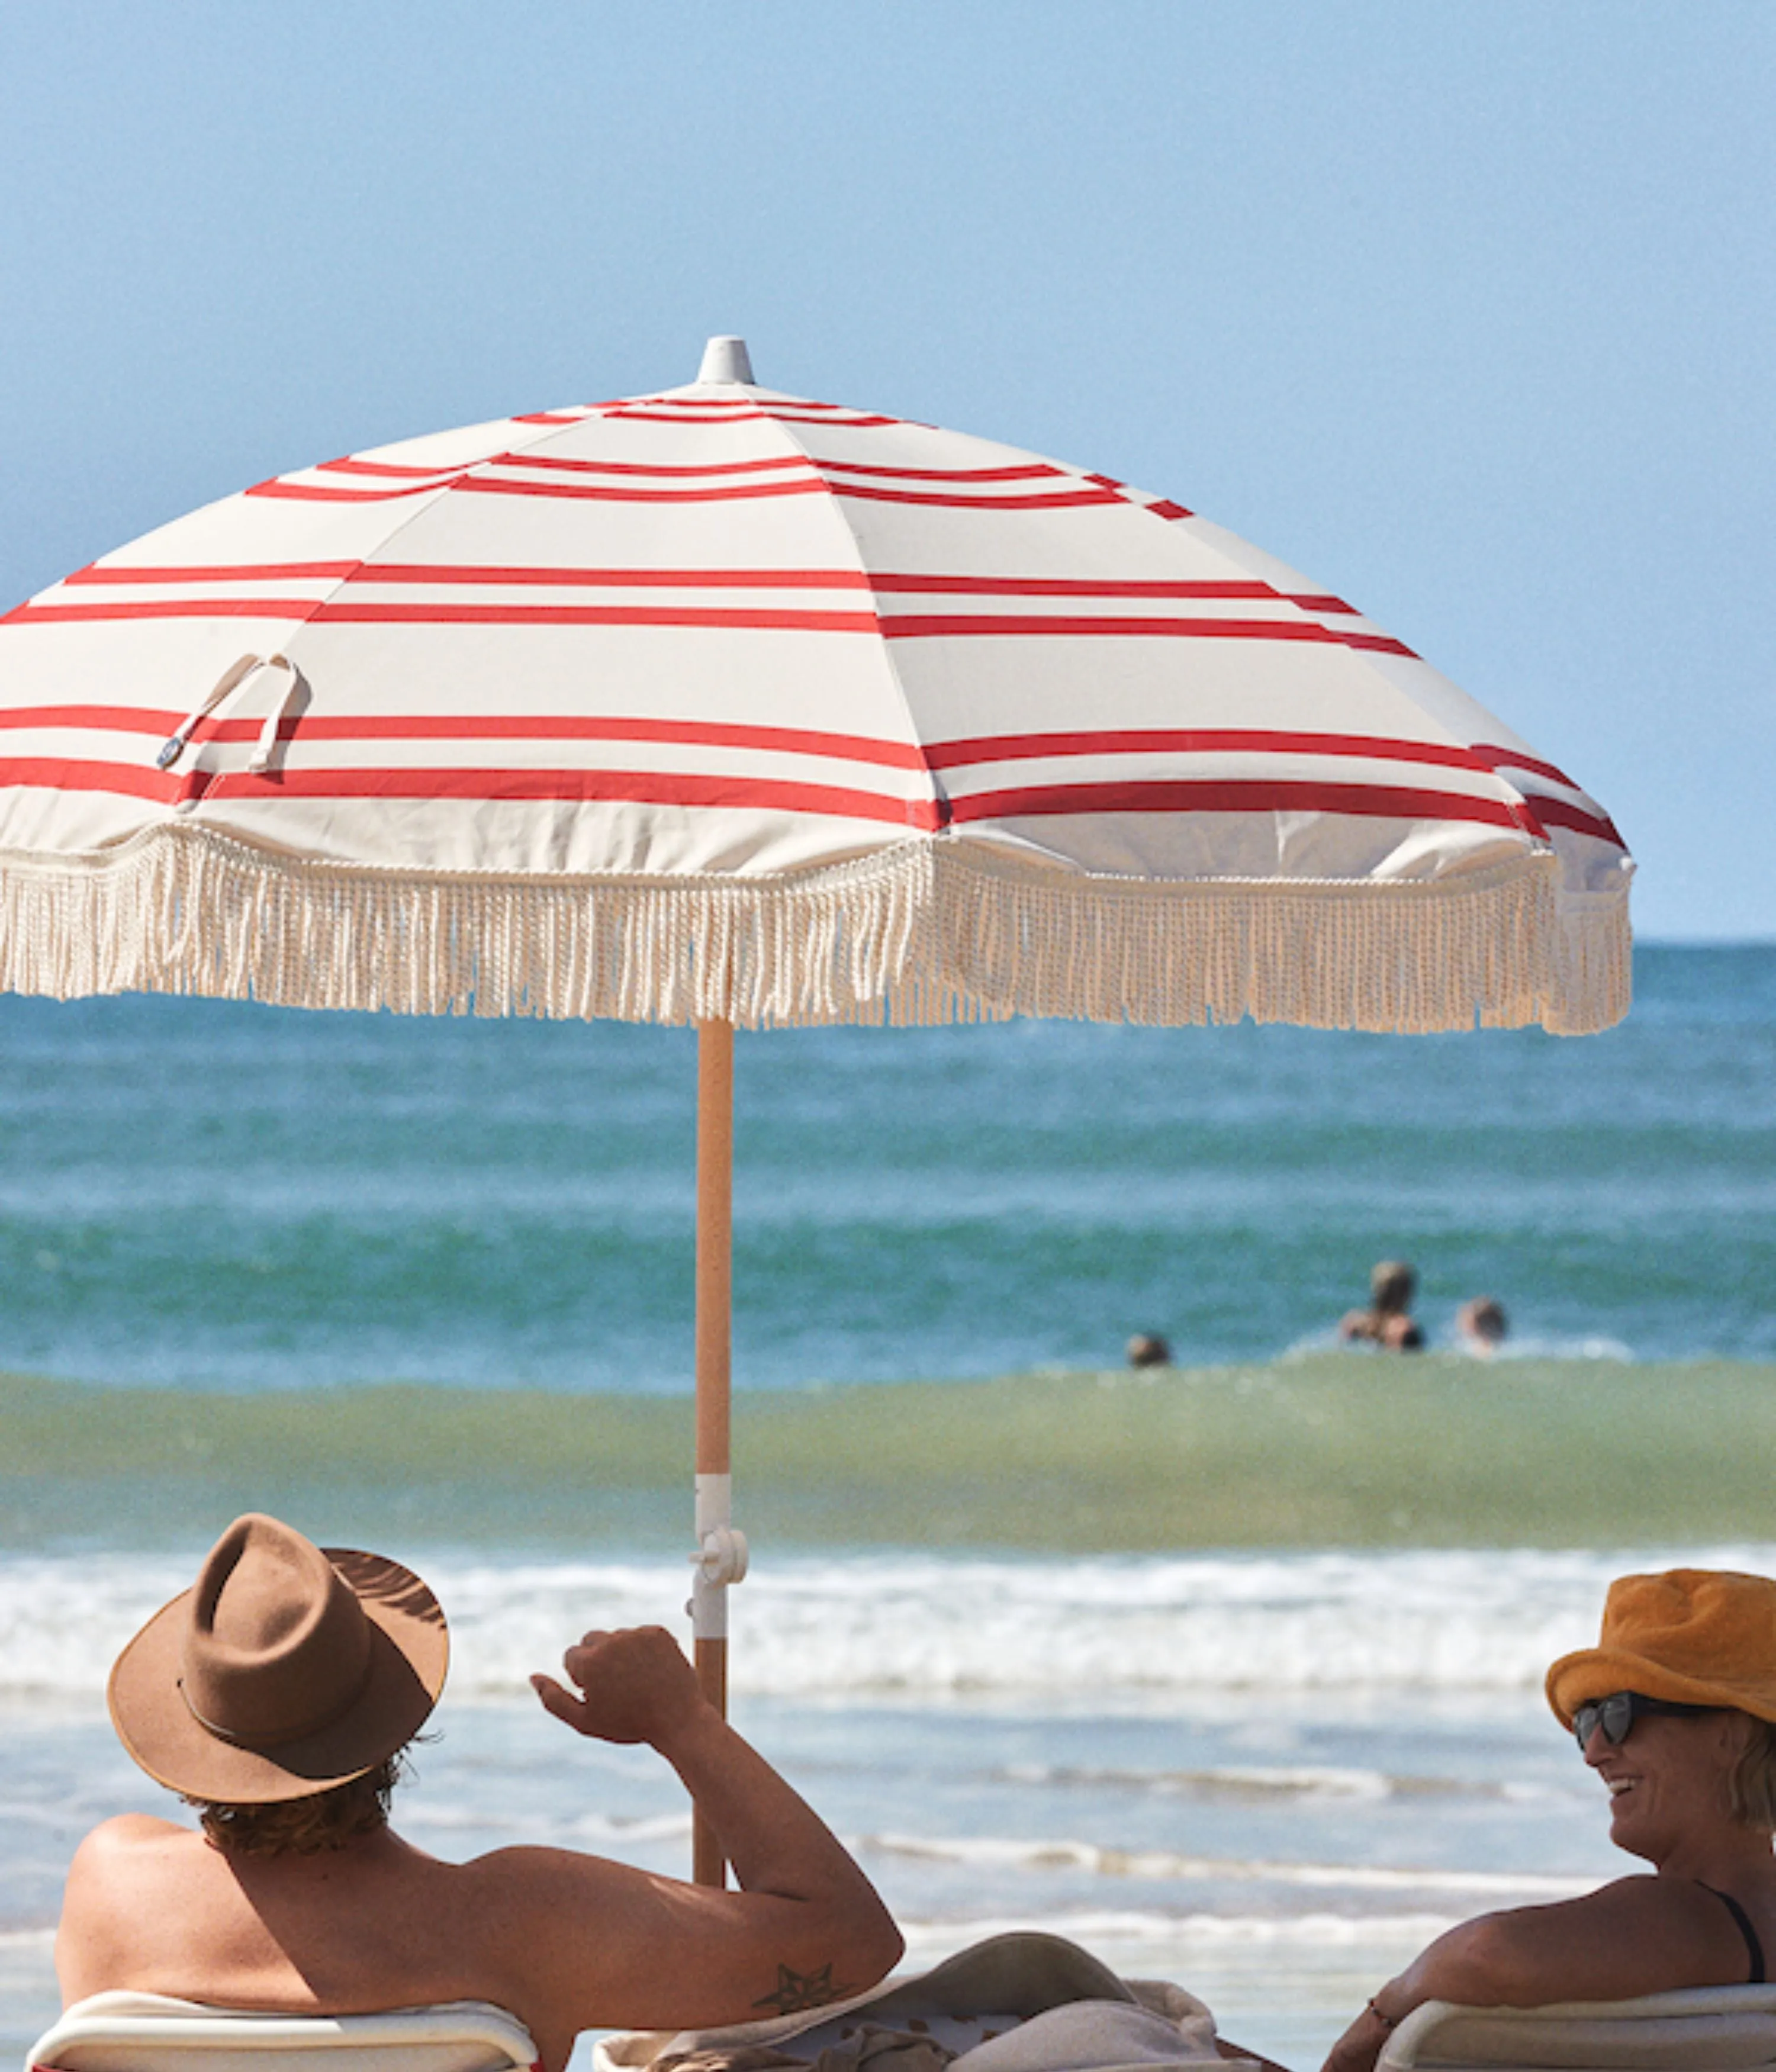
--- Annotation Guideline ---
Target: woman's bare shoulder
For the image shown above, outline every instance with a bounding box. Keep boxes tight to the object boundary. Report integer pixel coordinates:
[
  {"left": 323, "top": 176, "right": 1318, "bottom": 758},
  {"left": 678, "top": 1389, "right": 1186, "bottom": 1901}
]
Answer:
[{"left": 1449, "top": 1874, "right": 1757, "bottom": 1998}]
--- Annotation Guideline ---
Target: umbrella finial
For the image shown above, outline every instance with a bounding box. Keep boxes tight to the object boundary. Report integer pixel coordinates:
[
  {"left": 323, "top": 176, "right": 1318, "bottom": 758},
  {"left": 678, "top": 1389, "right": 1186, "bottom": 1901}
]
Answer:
[{"left": 697, "top": 335, "right": 755, "bottom": 385}]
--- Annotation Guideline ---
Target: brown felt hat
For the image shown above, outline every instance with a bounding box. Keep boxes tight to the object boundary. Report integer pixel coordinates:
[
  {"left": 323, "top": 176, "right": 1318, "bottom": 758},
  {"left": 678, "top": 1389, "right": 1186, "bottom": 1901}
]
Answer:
[
  {"left": 108, "top": 1513, "right": 449, "bottom": 1804},
  {"left": 1546, "top": 1568, "right": 1776, "bottom": 1729}
]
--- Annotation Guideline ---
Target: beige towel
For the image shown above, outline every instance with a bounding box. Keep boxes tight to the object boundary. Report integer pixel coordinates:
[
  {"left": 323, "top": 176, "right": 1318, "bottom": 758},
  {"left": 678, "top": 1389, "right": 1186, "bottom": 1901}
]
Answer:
[{"left": 596, "top": 1932, "right": 1250, "bottom": 2072}]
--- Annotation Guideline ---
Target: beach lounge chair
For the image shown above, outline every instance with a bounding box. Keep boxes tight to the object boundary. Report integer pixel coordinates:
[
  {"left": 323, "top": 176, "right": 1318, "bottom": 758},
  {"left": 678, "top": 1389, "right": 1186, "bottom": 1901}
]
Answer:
[
  {"left": 28, "top": 1994, "right": 539, "bottom": 2072},
  {"left": 1378, "top": 1987, "right": 1776, "bottom": 2072}
]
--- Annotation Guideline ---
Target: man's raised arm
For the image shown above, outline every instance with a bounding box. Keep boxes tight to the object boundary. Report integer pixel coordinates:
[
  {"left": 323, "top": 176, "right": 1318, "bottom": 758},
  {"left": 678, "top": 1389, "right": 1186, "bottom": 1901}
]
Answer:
[{"left": 498, "top": 1624, "right": 902, "bottom": 2044}]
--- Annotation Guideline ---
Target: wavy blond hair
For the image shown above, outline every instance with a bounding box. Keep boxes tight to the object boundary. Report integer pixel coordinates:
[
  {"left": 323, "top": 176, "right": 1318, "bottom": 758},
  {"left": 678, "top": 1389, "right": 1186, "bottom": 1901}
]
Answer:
[{"left": 1729, "top": 1717, "right": 1776, "bottom": 1832}]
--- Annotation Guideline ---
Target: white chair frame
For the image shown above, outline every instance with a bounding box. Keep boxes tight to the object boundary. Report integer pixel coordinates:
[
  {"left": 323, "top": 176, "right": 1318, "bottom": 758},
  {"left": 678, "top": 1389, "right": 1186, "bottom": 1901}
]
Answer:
[
  {"left": 1379, "top": 1988, "right": 1776, "bottom": 2072},
  {"left": 27, "top": 1993, "right": 539, "bottom": 2072}
]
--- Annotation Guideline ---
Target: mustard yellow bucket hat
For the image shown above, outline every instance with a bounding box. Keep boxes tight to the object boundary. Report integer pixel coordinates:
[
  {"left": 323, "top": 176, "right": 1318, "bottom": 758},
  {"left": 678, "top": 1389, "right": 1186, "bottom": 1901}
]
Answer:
[{"left": 1546, "top": 1568, "right": 1776, "bottom": 1729}]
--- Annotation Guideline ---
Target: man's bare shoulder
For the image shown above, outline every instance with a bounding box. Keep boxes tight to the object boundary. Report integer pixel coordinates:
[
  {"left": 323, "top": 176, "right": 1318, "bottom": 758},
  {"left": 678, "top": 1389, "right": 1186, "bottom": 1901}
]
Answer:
[
  {"left": 77, "top": 1814, "right": 193, "bottom": 1848},
  {"left": 58, "top": 1818, "right": 207, "bottom": 2005},
  {"left": 68, "top": 1814, "right": 198, "bottom": 1875},
  {"left": 456, "top": 1843, "right": 635, "bottom": 1904}
]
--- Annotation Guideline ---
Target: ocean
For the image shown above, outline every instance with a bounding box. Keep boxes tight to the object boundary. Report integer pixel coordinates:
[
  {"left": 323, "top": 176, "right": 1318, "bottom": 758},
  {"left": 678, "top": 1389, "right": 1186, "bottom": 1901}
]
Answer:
[{"left": 1, "top": 943, "right": 1772, "bottom": 2068}]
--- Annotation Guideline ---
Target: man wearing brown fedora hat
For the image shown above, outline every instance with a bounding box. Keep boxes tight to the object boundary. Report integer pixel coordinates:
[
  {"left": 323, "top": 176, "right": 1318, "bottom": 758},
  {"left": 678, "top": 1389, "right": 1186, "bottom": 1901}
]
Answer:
[{"left": 56, "top": 1514, "right": 902, "bottom": 2072}]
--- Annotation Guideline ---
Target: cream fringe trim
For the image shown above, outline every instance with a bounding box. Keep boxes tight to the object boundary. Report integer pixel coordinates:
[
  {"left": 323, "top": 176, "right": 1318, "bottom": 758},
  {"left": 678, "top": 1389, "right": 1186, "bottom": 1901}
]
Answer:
[{"left": 0, "top": 825, "right": 1630, "bottom": 1035}]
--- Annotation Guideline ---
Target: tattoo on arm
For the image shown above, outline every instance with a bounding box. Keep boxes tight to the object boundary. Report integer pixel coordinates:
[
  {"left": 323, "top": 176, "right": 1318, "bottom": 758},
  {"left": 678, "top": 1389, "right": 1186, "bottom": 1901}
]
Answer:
[{"left": 752, "top": 1962, "right": 852, "bottom": 2015}]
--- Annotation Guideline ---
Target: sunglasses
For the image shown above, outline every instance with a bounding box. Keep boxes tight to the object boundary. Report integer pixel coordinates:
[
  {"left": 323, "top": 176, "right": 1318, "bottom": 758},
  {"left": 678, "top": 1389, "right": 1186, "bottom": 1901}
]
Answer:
[{"left": 1572, "top": 1690, "right": 1717, "bottom": 1751}]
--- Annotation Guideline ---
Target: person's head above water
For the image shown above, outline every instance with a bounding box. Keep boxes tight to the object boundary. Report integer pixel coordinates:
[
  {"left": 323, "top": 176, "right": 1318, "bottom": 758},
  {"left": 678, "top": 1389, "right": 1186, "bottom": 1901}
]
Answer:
[
  {"left": 1456, "top": 1295, "right": 1508, "bottom": 1350},
  {"left": 1368, "top": 1260, "right": 1417, "bottom": 1315},
  {"left": 107, "top": 1512, "right": 448, "bottom": 1812}
]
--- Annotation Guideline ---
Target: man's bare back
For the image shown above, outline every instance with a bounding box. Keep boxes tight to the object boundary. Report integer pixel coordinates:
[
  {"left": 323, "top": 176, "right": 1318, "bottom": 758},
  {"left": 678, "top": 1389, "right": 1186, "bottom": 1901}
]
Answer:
[{"left": 60, "top": 1526, "right": 901, "bottom": 2072}]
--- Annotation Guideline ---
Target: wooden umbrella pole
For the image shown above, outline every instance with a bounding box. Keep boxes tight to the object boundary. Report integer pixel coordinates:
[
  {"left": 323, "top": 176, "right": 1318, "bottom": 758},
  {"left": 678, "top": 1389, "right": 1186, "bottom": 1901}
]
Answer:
[{"left": 692, "top": 1017, "right": 738, "bottom": 1886}]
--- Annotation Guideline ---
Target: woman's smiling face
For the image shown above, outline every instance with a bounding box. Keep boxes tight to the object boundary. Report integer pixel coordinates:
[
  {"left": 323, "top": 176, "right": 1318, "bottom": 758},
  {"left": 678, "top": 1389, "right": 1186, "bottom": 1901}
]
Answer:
[{"left": 1583, "top": 1706, "right": 1748, "bottom": 1863}]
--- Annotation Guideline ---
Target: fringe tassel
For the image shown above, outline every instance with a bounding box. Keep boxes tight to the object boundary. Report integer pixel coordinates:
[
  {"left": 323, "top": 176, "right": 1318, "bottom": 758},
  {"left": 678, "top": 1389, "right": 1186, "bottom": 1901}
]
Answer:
[{"left": 0, "top": 824, "right": 1631, "bottom": 1035}]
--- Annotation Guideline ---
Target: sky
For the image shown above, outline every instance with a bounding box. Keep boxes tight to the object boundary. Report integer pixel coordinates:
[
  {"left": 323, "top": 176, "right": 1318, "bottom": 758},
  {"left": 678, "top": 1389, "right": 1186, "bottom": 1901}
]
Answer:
[{"left": 1, "top": 1, "right": 1769, "bottom": 941}]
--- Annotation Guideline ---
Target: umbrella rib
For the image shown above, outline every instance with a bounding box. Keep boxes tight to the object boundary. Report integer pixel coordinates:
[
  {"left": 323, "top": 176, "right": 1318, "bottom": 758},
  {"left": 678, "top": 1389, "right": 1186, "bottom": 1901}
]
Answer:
[
  {"left": 244, "top": 399, "right": 649, "bottom": 649},
  {"left": 747, "top": 404, "right": 946, "bottom": 830}
]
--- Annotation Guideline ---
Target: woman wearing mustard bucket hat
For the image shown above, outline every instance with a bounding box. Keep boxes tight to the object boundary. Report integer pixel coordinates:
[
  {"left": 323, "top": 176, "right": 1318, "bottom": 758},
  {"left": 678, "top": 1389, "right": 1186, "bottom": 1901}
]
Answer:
[{"left": 1318, "top": 1568, "right": 1776, "bottom": 2072}]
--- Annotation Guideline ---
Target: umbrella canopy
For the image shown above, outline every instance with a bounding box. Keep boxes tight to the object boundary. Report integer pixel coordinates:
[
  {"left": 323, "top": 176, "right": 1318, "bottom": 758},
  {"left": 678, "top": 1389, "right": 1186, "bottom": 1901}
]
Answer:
[
  {"left": 0, "top": 336, "right": 1629, "bottom": 1036},
  {"left": 0, "top": 336, "right": 1632, "bottom": 1878}
]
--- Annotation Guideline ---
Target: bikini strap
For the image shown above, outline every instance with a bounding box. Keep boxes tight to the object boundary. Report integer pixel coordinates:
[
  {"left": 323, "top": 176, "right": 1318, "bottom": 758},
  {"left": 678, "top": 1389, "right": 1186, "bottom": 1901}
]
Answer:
[{"left": 1698, "top": 1882, "right": 1767, "bottom": 1984}]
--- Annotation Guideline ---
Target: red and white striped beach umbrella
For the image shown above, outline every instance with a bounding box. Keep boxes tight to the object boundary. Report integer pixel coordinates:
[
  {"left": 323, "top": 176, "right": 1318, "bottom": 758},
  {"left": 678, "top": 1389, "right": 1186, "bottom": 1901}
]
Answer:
[{"left": 0, "top": 336, "right": 1632, "bottom": 1870}]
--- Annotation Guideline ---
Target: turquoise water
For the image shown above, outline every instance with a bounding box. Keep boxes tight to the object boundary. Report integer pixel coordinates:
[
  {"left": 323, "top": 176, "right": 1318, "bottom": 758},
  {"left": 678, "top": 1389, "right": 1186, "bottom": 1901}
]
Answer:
[
  {"left": 0, "top": 944, "right": 1770, "bottom": 1392},
  {"left": 4, "top": 956, "right": 1773, "bottom": 2064}
]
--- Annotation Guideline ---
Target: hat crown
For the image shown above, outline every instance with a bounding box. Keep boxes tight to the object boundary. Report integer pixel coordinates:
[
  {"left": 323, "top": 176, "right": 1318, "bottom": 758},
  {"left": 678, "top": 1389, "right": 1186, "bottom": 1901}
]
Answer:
[
  {"left": 180, "top": 1515, "right": 373, "bottom": 1749},
  {"left": 1546, "top": 1566, "right": 1776, "bottom": 1727}
]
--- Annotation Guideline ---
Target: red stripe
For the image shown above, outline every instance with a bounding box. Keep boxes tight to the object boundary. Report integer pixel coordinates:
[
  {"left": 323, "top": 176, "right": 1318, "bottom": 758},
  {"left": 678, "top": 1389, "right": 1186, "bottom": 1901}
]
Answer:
[
  {"left": 0, "top": 704, "right": 181, "bottom": 735},
  {"left": 867, "top": 574, "right": 1277, "bottom": 601},
  {"left": 0, "top": 703, "right": 921, "bottom": 770},
  {"left": 831, "top": 482, "right": 1115, "bottom": 510},
  {"left": 879, "top": 613, "right": 1414, "bottom": 654},
  {"left": 50, "top": 562, "right": 875, "bottom": 594},
  {"left": 308, "top": 601, "right": 880, "bottom": 631},
  {"left": 630, "top": 398, "right": 886, "bottom": 420},
  {"left": 1289, "top": 593, "right": 1359, "bottom": 615},
  {"left": 2, "top": 596, "right": 1417, "bottom": 651},
  {"left": 5, "top": 757, "right": 1540, "bottom": 840},
  {"left": 487, "top": 451, "right": 811, "bottom": 479},
  {"left": 1342, "top": 630, "right": 1419, "bottom": 657},
  {"left": 606, "top": 408, "right": 769, "bottom": 424},
  {"left": 1516, "top": 793, "right": 1625, "bottom": 848},
  {"left": 0, "top": 755, "right": 940, "bottom": 828},
  {"left": 356, "top": 563, "right": 873, "bottom": 591},
  {"left": 925, "top": 728, "right": 1493, "bottom": 774},
  {"left": 0, "top": 756, "right": 177, "bottom": 802},
  {"left": 317, "top": 457, "right": 469, "bottom": 481},
  {"left": 0, "top": 706, "right": 1549, "bottom": 793},
  {"left": 948, "top": 778, "right": 1530, "bottom": 832},
  {"left": 0, "top": 707, "right": 1621, "bottom": 845},
  {"left": 808, "top": 460, "right": 1062, "bottom": 485},
  {"left": 244, "top": 478, "right": 458, "bottom": 503},
  {"left": 8, "top": 598, "right": 318, "bottom": 623},
  {"left": 0, "top": 758, "right": 1611, "bottom": 847},
  {"left": 510, "top": 410, "right": 600, "bottom": 426},
  {"left": 1471, "top": 741, "right": 1581, "bottom": 791},
  {"left": 41, "top": 565, "right": 1311, "bottom": 605},
  {"left": 606, "top": 407, "right": 902, "bottom": 428},
  {"left": 64, "top": 561, "right": 361, "bottom": 586},
  {"left": 453, "top": 475, "right": 828, "bottom": 505},
  {"left": 766, "top": 410, "right": 899, "bottom": 428},
  {"left": 62, "top": 567, "right": 1329, "bottom": 608},
  {"left": 1144, "top": 500, "right": 1192, "bottom": 522},
  {"left": 248, "top": 465, "right": 1105, "bottom": 509}
]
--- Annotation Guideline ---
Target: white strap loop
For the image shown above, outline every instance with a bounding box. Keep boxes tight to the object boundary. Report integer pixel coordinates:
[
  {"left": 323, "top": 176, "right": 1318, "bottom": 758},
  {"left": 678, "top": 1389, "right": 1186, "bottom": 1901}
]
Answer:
[
  {"left": 156, "top": 654, "right": 299, "bottom": 771},
  {"left": 247, "top": 656, "right": 303, "bottom": 773}
]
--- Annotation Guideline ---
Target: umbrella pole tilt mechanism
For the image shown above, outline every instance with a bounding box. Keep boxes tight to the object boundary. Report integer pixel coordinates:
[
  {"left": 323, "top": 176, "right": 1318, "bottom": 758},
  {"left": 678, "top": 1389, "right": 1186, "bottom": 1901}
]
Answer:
[{"left": 691, "top": 1017, "right": 747, "bottom": 1886}]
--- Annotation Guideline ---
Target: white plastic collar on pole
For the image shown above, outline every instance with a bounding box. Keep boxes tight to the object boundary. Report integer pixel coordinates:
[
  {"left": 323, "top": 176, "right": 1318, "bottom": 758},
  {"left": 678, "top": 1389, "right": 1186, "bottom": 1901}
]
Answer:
[
  {"left": 696, "top": 336, "right": 755, "bottom": 385},
  {"left": 688, "top": 1472, "right": 749, "bottom": 1639}
]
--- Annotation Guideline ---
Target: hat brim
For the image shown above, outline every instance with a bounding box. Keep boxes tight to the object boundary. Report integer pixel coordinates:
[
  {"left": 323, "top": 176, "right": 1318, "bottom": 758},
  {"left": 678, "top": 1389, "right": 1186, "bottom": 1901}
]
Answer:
[
  {"left": 108, "top": 1546, "right": 448, "bottom": 1804},
  {"left": 1546, "top": 1643, "right": 1776, "bottom": 1729}
]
